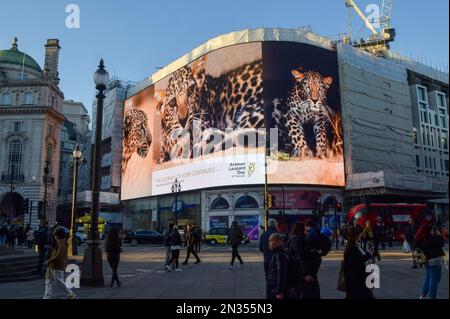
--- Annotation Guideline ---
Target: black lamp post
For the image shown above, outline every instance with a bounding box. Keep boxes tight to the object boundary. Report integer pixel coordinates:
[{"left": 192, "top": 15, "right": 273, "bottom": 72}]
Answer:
[
  {"left": 171, "top": 179, "right": 181, "bottom": 226},
  {"left": 68, "top": 144, "right": 82, "bottom": 257},
  {"left": 81, "top": 59, "right": 109, "bottom": 287}
]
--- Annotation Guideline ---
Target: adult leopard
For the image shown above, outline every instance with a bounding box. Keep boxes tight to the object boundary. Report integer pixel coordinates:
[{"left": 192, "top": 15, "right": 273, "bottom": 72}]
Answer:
[
  {"left": 155, "top": 56, "right": 264, "bottom": 163},
  {"left": 122, "top": 108, "right": 152, "bottom": 174},
  {"left": 274, "top": 69, "right": 334, "bottom": 159}
]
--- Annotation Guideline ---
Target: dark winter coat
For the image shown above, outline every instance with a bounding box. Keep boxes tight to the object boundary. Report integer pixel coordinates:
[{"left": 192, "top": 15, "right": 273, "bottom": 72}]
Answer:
[
  {"left": 267, "top": 247, "right": 289, "bottom": 297},
  {"left": 286, "top": 235, "right": 312, "bottom": 289},
  {"left": 227, "top": 225, "right": 243, "bottom": 246},
  {"left": 169, "top": 230, "right": 182, "bottom": 247},
  {"left": 343, "top": 245, "right": 374, "bottom": 299},
  {"left": 259, "top": 226, "right": 278, "bottom": 266},
  {"left": 421, "top": 234, "right": 445, "bottom": 260},
  {"left": 105, "top": 234, "right": 122, "bottom": 254}
]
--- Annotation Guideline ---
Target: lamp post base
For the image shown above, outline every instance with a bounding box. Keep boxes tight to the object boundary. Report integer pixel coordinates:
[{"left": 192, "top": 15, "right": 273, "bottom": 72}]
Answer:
[{"left": 80, "top": 244, "right": 104, "bottom": 287}]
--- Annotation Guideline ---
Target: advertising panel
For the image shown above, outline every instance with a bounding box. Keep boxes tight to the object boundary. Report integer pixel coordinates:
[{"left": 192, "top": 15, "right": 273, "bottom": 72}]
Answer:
[
  {"left": 263, "top": 42, "right": 345, "bottom": 186},
  {"left": 270, "top": 191, "right": 320, "bottom": 209},
  {"left": 234, "top": 215, "right": 259, "bottom": 241},
  {"left": 209, "top": 216, "right": 229, "bottom": 229},
  {"left": 121, "top": 41, "right": 345, "bottom": 201},
  {"left": 121, "top": 42, "right": 264, "bottom": 200}
]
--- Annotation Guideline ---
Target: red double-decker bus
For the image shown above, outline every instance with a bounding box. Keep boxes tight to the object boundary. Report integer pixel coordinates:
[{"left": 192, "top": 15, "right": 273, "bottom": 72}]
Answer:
[{"left": 347, "top": 203, "right": 435, "bottom": 241}]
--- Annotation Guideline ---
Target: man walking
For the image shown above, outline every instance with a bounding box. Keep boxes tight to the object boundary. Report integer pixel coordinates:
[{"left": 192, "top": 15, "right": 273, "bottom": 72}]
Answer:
[
  {"left": 227, "top": 221, "right": 244, "bottom": 269},
  {"left": 163, "top": 223, "right": 174, "bottom": 270},
  {"left": 183, "top": 224, "right": 201, "bottom": 265},
  {"left": 259, "top": 218, "right": 278, "bottom": 298}
]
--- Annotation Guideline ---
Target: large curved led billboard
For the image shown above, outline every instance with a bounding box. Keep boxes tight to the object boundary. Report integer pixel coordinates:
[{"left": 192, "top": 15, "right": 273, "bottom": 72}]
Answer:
[{"left": 121, "top": 42, "right": 344, "bottom": 200}]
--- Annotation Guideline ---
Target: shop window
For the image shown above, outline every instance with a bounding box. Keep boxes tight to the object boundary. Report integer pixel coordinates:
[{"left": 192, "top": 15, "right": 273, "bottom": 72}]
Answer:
[
  {"left": 211, "top": 196, "right": 230, "bottom": 210},
  {"left": 235, "top": 195, "right": 259, "bottom": 209}
]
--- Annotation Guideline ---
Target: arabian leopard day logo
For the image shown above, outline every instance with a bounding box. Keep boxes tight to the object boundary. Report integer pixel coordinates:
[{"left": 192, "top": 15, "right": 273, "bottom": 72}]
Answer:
[{"left": 248, "top": 162, "right": 255, "bottom": 177}]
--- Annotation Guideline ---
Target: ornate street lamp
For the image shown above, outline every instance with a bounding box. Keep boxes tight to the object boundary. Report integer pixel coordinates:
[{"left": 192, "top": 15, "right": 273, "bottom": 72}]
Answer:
[
  {"left": 81, "top": 59, "right": 109, "bottom": 287},
  {"left": 68, "top": 144, "right": 82, "bottom": 257},
  {"left": 171, "top": 179, "right": 181, "bottom": 226}
]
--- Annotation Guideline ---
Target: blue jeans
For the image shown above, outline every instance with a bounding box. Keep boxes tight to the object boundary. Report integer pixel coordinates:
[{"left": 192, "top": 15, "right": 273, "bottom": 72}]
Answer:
[{"left": 421, "top": 264, "right": 442, "bottom": 299}]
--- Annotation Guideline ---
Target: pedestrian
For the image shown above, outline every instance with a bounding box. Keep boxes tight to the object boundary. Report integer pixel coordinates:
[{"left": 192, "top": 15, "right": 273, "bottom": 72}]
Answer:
[
  {"left": 387, "top": 226, "right": 394, "bottom": 248},
  {"left": 163, "top": 223, "right": 174, "bottom": 269},
  {"left": 416, "top": 223, "right": 445, "bottom": 299},
  {"left": 373, "top": 218, "right": 384, "bottom": 261},
  {"left": 286, "top": 222, "right": 313, "bottom": 299},
  {"left": 0, "top": 223, "right": 6, "bottom": 245},
  {"left": 17, "top": 225, "right": 25, "bottom": 247},
  {"left": 105, "top": 226, "right": 122, "bottom": 288},
  {"left": 42, "top": 227, "right": 76, "bottom": 299},
  {"left": 193, "top": 225, "right": 202, "bottom": 253},
  {"left": 26, "top": 226, "right": 34, "bottom": 249},
  {"left": 227, "top": 221, "right": 244, "bottom": 269},
  {"left": 343, "top": 226, "right": 375, "bottom": 299},
  {"left": 37, "top": 221, "right": 49, "bottom": 275},
  {"left": 166, "top": 225, "right": 182, "bottom": 272},
  {"left": 361, "top": 220, "right": 374, "bottom": 252},
  {"left": 404, "top": 217, "right": 419, "bottom": 269},
  {"left": 267, "top": 233, "right": 289, "bottom": 299},
  {"left": 6, "top": 224, "right": 16, "bottom": 248},
  {"left": 182, "top": 224, "right": 201, "bottom": 265},
  {"left": 304, "top": 219, "right": 323, "bottom": 299},
  {"left": 259, "top": 218, "right": 279, "bottom": 298}
]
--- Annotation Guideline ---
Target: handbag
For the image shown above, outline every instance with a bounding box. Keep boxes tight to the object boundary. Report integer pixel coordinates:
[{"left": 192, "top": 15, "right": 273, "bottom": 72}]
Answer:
[
  {"left": 337, "top": 260, "right": 346, "bottom": 292},
  {"left": 402, "top": 240, "right": 411, "bottom": 254},
  {"left": 413, "top": 248, "right": 427, "bottom": 266}
]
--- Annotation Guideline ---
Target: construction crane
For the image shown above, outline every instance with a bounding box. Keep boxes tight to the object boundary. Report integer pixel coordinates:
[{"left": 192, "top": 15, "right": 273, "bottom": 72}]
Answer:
[{"left": 345, "top": 0, "right": 395, "bottom": 56}]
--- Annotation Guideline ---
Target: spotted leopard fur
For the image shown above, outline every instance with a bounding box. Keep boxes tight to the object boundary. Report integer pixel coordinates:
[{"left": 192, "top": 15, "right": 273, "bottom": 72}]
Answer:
[
  {"left": 281, "top": 70, "right": 334, "bottom": 158},
  {"left": 122, "top": 108, "right": 152, "bottom": 173}
]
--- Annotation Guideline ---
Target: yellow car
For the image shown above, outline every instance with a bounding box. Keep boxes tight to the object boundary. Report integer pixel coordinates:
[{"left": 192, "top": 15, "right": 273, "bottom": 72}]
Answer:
[{"left": 204, "top": 227, "right": 250, "bottom": 245}]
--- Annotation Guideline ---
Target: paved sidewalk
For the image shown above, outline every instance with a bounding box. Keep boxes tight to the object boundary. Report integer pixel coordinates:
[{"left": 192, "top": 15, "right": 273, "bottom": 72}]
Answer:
[{"left": 0, "top": 244, "right": 448, "bottom": 299}]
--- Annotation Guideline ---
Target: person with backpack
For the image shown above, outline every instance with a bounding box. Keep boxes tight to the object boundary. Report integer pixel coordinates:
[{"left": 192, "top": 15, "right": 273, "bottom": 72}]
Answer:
[
  {"left": 343, "top": 226, "right": 375, "bottom": 299},
  {"left": 37, "top": 221, "right": 49, "bottom": 275},
  {"left": 163, "top": 223, "right": 174, "bottom": 270},
  {"left": 415, "top": 223, "right": 445, "bottom": 299},
  {"left": 166, "top": 225, "right": 183, "bottom": 272},
  {"left": 43, "top": 227, "right": 76, "bottom": 299},
  {"left": 304, "top": 219, "right": 329, "bottom": 299},
  {"left": 182, "top": 224, "right": 201, "bottom": 265},
  {"left": 286, "top": 222, "right": 314, "bottom": 299},
  {"left": 260, "top": 218, "right": 279, "bottom": 298},
  {"left": 227, "top": 221, "right": 244, "bottom": 269},
  {"left": 267, "top": 233, "right": 289, "bottom": 299}
]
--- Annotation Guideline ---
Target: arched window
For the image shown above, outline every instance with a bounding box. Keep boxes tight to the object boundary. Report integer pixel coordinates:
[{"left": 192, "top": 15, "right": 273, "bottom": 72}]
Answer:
[
  {"left": 211, "top": 196, "right": 230, "bottom": 210},
  {"left": 235, "top": 195, "right": 259, "bottom": 209},
  {"left": 1, "top": 93, "right": 12, "bottom": 105},
  {"left": 8, "top": 140, "right": 24, "bottom": 180},
  {"left": 24, "top": 92, "right": 33, "bottom": 105}
]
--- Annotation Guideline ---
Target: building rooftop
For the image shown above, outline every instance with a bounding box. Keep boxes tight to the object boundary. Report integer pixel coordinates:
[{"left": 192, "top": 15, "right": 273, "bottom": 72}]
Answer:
[{"left": 0, "top": 37, "right": 42, "bottom": 72}]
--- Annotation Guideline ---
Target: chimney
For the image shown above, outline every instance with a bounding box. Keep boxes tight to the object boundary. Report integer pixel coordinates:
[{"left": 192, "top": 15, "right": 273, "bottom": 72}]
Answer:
[{"left": 44, "top": 39, "right": 61, "bottom": 85}]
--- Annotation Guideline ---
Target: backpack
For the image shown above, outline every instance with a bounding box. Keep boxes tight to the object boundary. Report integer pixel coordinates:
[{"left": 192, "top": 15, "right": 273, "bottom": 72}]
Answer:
[{"left": 318, "top": 233, "right": 332, "bottom": 256}]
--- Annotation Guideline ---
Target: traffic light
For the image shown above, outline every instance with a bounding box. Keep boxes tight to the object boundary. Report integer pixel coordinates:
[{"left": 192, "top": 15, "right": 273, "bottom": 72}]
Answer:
[
  {"left": 336, "top": 201, "right": 342, "bottom": 212},
  {"left": 37, "top": 201, "right": 43, "bottom": 219},
  {"left": 23, "top": 199, "right": 29, "bottom": 215}
]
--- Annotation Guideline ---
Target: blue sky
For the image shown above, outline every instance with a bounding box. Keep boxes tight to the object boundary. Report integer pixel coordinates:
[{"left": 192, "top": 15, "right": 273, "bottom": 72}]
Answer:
[{"left": 1, "top": 0, "right": 448, "bottom": 117}]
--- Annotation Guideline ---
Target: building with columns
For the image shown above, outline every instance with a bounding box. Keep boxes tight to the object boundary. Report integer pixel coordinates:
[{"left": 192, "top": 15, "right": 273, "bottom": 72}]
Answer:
[{"left": 0, "top": 37, "right": 65, "bottom": 227}]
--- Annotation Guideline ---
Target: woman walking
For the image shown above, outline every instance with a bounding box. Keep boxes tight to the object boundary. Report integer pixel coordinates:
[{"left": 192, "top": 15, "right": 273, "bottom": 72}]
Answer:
[
  {"left": 43, "top": 227, "right": 76, "bottom": 299},
  {"left": 105, "top": 227, "right": 122, "bottom": 288},
  {"left": 416, "top": 223, "right": 445, "bottom": 299},
  {"left": 166, "top": 225, "right": 182, "bottom": 272},
  {"left": 227, "top": 221, "right": 244, "bottom": 269},
  {"left": 343, "top": 226, "right": 375, "bottom": 299},
  {"left": 182, "top": 224, "right": 201, "bottom": 265}
]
